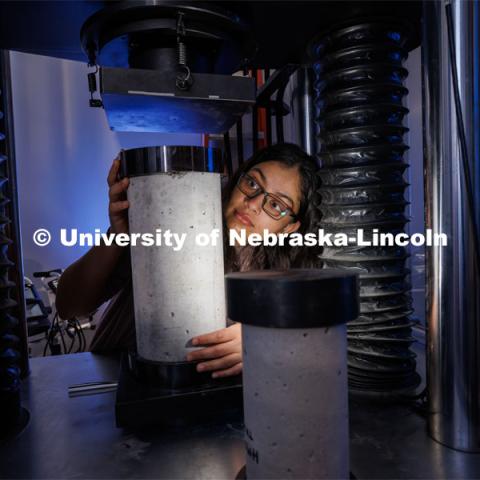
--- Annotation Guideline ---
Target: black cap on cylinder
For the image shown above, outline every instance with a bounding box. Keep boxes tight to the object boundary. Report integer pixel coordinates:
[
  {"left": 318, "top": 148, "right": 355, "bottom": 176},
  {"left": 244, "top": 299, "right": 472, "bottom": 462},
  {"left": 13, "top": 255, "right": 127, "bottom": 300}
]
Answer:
[{"left": 225, "top": 268, "right": 358, "bottom": 329}]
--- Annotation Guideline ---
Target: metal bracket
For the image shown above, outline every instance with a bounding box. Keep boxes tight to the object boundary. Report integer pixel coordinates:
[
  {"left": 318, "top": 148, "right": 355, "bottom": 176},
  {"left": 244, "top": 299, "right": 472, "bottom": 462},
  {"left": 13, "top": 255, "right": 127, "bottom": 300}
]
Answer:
[
  {"left": 176, "top": 12, "right": 193, "bottom": 91},
  {"left": 87, "top": 65, "right": 103, "bottom": 108}
]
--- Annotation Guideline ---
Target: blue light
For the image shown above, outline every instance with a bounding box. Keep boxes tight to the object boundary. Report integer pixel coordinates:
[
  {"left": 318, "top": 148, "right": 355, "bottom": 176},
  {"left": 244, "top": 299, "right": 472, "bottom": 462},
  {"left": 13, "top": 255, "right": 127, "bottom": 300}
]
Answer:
[
  {"left": 208, "top": 145, "right": 214, "bottom": 172},
  {"left": 388, "top": 31, "right": 402, "bottom": 42},
  {"left": 389, "top": 52, "right": 402, "bottom": 62}
]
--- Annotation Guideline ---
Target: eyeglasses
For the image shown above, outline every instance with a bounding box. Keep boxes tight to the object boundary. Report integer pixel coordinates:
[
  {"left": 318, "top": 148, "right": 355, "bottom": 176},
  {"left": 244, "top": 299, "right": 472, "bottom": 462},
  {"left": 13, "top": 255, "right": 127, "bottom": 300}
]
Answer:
[{"left": 236, "top": 172, "right": 297, "bottom": 221}]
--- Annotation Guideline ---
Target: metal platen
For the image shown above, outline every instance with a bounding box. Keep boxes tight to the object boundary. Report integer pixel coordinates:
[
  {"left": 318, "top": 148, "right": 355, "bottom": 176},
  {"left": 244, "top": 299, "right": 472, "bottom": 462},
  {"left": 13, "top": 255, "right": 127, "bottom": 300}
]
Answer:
[
  {"left": 100, "top": 67, "right": 255, "bottom": 133},
  {"left": 80, "top": 1, "right": 256, "bottom": 133}
]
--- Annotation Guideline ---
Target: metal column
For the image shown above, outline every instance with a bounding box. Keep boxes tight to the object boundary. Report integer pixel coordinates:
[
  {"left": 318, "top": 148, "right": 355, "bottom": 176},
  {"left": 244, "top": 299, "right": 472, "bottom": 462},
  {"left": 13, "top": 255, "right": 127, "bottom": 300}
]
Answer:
[
  {"left": 422, "top": 0, "right": 480, "bottom": 452},
  {"left": 290, "top": 67, "right": 317, "bottom": 156}
]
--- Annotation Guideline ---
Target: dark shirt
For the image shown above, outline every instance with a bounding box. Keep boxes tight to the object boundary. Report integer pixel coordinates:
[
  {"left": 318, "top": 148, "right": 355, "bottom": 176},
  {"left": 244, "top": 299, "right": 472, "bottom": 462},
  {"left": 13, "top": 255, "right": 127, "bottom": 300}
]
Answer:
[{"left": 89, "top": 248, "right": 136, "bottom": 353}]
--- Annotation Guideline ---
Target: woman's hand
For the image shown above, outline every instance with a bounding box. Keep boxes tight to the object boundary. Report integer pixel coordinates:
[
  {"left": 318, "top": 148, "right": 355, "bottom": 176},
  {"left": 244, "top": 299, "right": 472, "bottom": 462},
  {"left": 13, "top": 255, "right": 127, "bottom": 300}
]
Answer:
[
  {"left": 107, "top": 155, "right": 130, "bottom": 235},
  {"left": 186, "top": 323, "right": 242, "bottom": 378}
]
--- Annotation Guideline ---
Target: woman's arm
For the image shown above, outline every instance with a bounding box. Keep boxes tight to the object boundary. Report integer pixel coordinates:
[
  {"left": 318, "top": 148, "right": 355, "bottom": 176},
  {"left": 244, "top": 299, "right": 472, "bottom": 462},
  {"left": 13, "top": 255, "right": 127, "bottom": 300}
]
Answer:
[
  {"left": 55, "top": 241, "right": 127, "bottom": 319},
  {"left": 56, "top": 157, "right": 130, "bottom": 319}
]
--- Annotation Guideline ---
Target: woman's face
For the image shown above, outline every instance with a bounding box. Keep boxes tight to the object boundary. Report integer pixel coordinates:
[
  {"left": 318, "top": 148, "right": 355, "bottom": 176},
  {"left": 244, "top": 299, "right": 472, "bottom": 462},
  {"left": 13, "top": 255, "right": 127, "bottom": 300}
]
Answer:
[{"left": 225, "top": 160, "right": 302, "bottom": 236}]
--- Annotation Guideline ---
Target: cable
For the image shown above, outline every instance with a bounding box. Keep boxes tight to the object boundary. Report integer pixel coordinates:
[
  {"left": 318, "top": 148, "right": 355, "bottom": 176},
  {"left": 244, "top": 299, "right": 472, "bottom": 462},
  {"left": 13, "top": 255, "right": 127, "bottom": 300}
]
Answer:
[
  {"left": 77, "top": 319, "right": 86, "bottom": 352},
  {"left": 72, "top": 320, "right": 80, "bottom": 353},
  {"left": 42, "top": 327, "right": 52, "bottom": 356},
  {"left": 57, "top": 315, "right": 67, "bottom": 354},
  {"left": 50, "top": 312, "right": 66, "bottom": 354},
  {"left": 80, "top": 326, "right": 87, "bottom": 352},
  {"left": 67, "top": 320, "right": 77, "bottom": 354},
  {"left": 73, "top": 319, "right": 80, "bottom": 352},
  {"left": 445, "top": 1, "right": 480, "bottom": 276},
  {"left": 43, "top": 314, "right": 57, "bottom": 356}
]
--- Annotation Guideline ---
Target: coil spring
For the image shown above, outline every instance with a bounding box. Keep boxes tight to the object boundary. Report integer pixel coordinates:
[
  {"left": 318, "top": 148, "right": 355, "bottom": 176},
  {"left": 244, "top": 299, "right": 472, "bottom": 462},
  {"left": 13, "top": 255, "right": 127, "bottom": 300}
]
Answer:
[{"left": 178, "top": 41, "right": 187, "bottom": 66}]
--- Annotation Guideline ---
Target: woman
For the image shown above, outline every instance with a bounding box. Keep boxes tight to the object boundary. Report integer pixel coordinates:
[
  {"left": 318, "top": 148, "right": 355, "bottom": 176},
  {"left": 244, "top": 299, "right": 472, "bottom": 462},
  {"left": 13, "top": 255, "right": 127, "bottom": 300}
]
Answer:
[{"left": 56, "top": 143, "right": 321, "bottom": 378}]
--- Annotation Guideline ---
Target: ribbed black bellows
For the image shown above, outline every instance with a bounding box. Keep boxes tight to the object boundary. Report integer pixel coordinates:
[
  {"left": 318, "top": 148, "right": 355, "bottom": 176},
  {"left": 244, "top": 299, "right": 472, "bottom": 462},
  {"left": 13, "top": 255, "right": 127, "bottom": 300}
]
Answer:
[
  {"left": 310, "top": 20, "right": 421, "bottom": 396},
  {"left": 0, "top": 74, "right": 21, "bottom": 426}
]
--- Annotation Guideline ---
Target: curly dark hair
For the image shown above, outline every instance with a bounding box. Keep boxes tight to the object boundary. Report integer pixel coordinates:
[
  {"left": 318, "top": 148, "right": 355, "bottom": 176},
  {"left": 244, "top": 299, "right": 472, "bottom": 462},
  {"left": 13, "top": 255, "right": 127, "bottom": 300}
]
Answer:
[{"left": 222, "top": 143, "right": 322, "bottom": 272}]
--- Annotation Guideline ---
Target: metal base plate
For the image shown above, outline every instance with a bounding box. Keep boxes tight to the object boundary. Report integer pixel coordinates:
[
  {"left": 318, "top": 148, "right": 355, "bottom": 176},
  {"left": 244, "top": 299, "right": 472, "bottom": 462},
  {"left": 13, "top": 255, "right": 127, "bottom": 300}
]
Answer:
[{"left": 115, "top": 353, "right": 243, "bottom": 428}]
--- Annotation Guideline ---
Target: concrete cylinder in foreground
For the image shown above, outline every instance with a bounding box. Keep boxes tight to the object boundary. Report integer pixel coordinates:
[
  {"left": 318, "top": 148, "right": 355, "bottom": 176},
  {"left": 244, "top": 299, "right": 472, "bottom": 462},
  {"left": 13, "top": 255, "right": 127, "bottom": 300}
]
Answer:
[
  {"left": 124, "top": 147, "right": 225, "bottom": 363},
  {"left": 226, "top": 269, "right": 358, "bottom": 479}
]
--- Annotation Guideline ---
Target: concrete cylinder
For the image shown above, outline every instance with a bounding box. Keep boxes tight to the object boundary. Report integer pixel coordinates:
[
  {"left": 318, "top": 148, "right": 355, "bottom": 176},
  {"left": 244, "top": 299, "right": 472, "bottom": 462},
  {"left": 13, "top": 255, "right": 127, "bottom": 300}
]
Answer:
[
  {"left": 226, "top": 269, "right": 358, "bottom": 480},
  {"left": 128, "top": 170, "right": 225, "bottom": 362}
]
